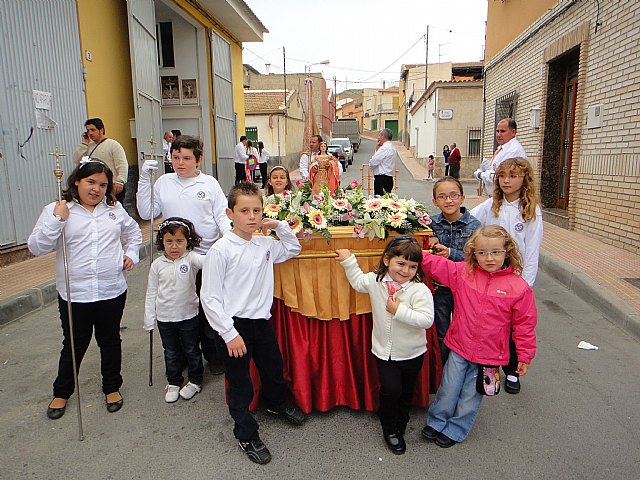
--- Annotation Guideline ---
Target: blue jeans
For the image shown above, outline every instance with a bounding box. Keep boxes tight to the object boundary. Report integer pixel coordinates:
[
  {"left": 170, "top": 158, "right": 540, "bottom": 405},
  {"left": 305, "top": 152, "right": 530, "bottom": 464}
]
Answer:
[
  {"left": 426, "top": 351, "right": 483, "bottom": 442},
  {"left": 433, "top": 285, "right": 454, "bottom": 364},
  {"left": 157, "top": 316, "right": 204, "bottom": 386}
]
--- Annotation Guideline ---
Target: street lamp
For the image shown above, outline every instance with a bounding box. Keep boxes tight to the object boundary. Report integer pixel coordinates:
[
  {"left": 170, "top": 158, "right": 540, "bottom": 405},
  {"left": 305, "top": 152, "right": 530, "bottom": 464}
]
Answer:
[{"left": 305, "top": 59, "right": 330, "bottom": 74}]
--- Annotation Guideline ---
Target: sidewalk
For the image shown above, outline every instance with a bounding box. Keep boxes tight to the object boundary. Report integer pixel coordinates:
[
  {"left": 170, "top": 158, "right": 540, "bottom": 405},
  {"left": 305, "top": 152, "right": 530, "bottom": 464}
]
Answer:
[{"left": 2, "top": 154, "right": 639, "bottom": 340}]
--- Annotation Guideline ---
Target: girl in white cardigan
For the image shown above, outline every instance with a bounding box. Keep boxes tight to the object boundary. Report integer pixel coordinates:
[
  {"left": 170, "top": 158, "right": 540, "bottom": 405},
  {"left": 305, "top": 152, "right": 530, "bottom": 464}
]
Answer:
[{"left": 336, "top": 236, "right": 434, "bottom": 455}]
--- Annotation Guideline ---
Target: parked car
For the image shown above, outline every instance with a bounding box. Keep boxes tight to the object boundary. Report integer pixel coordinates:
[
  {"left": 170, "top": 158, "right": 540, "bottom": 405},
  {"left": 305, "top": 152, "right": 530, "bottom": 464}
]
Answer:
[
  {"left": 330, "top": 137, "right": 353, "bottom": 165},
  {"left": 327, "top": 144, "right": 347, "bottom": 171}
]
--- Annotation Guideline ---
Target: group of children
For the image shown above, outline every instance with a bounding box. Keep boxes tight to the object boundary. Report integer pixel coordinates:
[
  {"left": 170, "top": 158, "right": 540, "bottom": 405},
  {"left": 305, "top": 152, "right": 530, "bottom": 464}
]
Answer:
[{"left": 29, "top": 132, "right": 541, "bottom": 464}]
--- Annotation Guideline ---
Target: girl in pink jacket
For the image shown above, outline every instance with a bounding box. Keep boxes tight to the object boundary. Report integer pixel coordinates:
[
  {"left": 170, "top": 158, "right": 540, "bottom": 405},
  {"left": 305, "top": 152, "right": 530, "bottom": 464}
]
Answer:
[{"left": 420, "top": 225, "right": 537, "bottom": 448}]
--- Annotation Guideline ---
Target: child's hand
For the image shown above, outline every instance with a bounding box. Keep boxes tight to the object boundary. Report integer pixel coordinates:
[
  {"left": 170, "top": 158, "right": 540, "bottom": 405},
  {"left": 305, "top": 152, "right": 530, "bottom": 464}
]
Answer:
[
  {"left": 335, "top": 249, "right": 352, "bottom": 262},
  {"left": 386, "top": 297, "right": 400, "bottom": 315},
  {"left": 122, "top": 255, "right": 134, "bottom": 271},
  {"left": 516, "top": 362, "right": 529, "bottom": 376},
  {"left": 433, "top": 244, "right": 450, "bottom": 257},
  {"left": 226, "top": 335, "right": 247, "bottom": 358},
  {"left": 53, "top": 200, "right": 69, "bottom": 221},
  {"left": 261, "top": 218, "right": 279, "bottom": 234}
]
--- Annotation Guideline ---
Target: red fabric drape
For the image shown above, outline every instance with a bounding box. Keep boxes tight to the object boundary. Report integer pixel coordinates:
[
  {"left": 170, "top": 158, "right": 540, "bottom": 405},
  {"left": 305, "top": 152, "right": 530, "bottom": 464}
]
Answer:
[{"left": 244, "top": 298, "right": 443, "bottom": 413}]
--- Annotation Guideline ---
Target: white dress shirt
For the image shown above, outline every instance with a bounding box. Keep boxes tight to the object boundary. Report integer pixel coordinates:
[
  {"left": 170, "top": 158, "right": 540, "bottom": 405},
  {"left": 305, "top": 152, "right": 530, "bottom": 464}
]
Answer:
[
  {"left": 258, "top": 148, "right": 270, "bottom": 164},
  {"left": 137, "top": 172, "right": 231, "bottom": 254},
  {"left": 201, "top": 221, "right": 301, "bottom": 343},
  {"left": 299, "top": 151, "right": 318, "bottom": 181},
  {"left": 479, "top": 137, "right": 527, "bottom": 195},
  {"left": 144, "top": 250, "right": 205, "bottom": 330},
  {"left": 369, "top": 141, "right": 397, "bottom": 176},
  {"left": 28, "top": 201, "right": 142, "bottom": 302},
  {"left": 340, "top": 255, "right": 434, "bottom": 361},
  {"left": 470, "top": 197, "right": 543, "bottom": 286},
  {"left": 234, "top": 142, "right": 247, "bottom": 164}
]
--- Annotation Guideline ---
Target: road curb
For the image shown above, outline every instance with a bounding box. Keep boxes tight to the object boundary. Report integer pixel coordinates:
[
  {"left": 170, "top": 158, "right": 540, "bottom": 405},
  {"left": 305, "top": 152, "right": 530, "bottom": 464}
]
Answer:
[
  {"left": 0, "top": 243, "right": 153, "bottom": 327},
  {"left": 539, "top": 251, "right": 640, "bottom": 340}
]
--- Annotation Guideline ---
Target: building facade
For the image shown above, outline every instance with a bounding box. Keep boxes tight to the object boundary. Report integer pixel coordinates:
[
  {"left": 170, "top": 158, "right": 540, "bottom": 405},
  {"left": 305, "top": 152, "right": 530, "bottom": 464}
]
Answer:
[
  {"left": 363, "top": 87, "right": 400, "bottom": 139},
  {"left": 484, "top": 0, "right": 640, "bottom": 253}
]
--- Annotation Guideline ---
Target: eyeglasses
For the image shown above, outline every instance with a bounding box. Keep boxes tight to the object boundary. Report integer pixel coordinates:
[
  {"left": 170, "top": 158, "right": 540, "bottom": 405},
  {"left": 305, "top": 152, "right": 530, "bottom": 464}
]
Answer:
[
  {"left": 475, "top": 250, "right": 507, "bottom": 257},
  {"left": 435, "top": 193, "right": 461, "bottom": 201}
]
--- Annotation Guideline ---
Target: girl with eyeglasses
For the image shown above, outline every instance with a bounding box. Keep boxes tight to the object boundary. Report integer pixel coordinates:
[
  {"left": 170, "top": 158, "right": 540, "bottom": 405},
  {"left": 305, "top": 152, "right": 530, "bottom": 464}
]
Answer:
[
  {"left": 336, "top": 237, "right": 434, "bottom": 455},
  {"left": 420, "top": 225, "right": 537, "bottom": 448},
  {"left": 428, "top": 177, "right": 481, "bottom": 364},
  {"left": 470, "top": 157, "right": 543, "bottom": 394}
]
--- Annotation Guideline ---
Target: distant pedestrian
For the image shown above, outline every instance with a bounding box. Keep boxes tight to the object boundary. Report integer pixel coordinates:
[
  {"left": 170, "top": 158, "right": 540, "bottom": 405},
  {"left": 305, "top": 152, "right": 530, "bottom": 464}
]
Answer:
[
  {"left": 427, "top": 155, "right": 435, "bottom": 180},
  {"left": 470, "top": 158, "right": 543, "bottom": 394},
  {"left": 448, "top": 143, "right": 461, "bottom": 179},
  {"left": 137, "top": 135, "right": 231, "bottom": 376},
  {"left": 144, "top": 218, "right": 205, "bottom": 403},
  {"left": 201, "top": 182, "right": 305, "bottom": 465},
  {"left": 28, "top": 160, "right": 141, "bottom": 420},
  {"left": 336, "top": 237, "right": 434, "bottom": 455},
  {"left": 73, "top": 118, "right": 128, "bottom": 204},
  {"left": 369, "top": 128, "right": 396, "bottom": 195},
  {"left": 420, "top": 225, "right": 537, "bottom": 448},
  {"left": 234, "top": 136, "right": 249, "bottom": 184},
  {"left": 257, "top": 141, "right": 270, "bottom": 189},
  {"left": 442, "top": 145, "right": 451, "bottom": 176}
]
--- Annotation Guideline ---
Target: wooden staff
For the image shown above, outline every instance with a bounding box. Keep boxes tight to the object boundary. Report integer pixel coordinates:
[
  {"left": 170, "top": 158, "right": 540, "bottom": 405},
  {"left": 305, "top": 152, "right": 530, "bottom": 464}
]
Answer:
[{"left": 49, "top": 147, "right": 84, "bottom": 441}]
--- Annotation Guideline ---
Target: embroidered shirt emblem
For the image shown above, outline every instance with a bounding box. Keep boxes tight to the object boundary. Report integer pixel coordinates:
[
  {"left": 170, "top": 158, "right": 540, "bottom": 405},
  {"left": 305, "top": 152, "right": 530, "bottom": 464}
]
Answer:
[
  {"left": 197, "top": 191, "right": 205, "bottom": 199},
  {"left": 180, "top": 264, "right": 189, "bottom": 273},
  {"left": 108, "top": 212, "right": 116, "bottom": 220}
]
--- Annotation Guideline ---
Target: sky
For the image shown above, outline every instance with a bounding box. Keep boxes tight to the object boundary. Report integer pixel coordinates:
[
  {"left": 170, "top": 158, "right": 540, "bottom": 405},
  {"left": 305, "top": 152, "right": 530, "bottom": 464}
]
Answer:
[{"left": 242, "top": 0, "right": 488, "bottom": 93}]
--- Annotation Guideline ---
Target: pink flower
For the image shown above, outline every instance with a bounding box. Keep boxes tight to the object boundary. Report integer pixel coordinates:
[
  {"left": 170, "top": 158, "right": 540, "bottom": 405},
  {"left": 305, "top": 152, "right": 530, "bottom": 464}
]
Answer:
[
  {"left": 349, "top": 180, "right": 359, "bottom": 189},
  {"left": 418, "top": 213, "right": 432, "bottom": 226},
  {"left": 296, "top": 228, "right": 314, "bottom": 241},
  {"left": 302, "top": 202, "right": 312, "bottom": 213},
  {"left": 341, "top": 210, "right": 356, "bottom": 222},
  {"left": 312, "top": 193, "right": 325, "bottom": 204},
  {"left": 283, "top": 189, "right": 291, "bottom": 196},
  {"left": 295, "top": 180, "right": 303, "bottom": 186},
  {"left": 365, "top": 199, "right": 382, "bottom": 211}
]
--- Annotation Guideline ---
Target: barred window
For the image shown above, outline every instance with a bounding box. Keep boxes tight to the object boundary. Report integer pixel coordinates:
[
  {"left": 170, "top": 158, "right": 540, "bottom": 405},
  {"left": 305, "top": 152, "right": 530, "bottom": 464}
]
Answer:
[{"left": 468, "top": 128, "right": 481, "bottom": 157}]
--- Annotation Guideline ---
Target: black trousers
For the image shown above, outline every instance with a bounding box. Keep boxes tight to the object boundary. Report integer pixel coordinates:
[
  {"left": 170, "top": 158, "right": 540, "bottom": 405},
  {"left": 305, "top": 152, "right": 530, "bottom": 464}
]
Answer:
[
  {"left": 449, "top": 164, "right": 460, "bottom": 179},
  {"left": 433, "top": 285, "right": 454, "bottom": 364},
  {"left": 53, "top": 292, "right": 126, "bottom": 398},
  {"left": 195, "top": 271, "right": 223, "bottom": 363},
  {"left": 235, "top": 163, "right": 246, "bottom": 184},
  {"left": 220, "top": 317, "right": 288, "bottom": 441},
  {"left": 444, "top": 164, "right": 450, "bottom": 176},
  {"left": 502, "top": 331, "right": 519, "bottom": 377},
  {"left": 259, "top": 163, "right": 268, "bottom": 188},
  {"left": 376, "top": 354, "right": 424, "bottom": 435},
  {"left": 373, "top": 174, "right": 394, "bottom": 196}
]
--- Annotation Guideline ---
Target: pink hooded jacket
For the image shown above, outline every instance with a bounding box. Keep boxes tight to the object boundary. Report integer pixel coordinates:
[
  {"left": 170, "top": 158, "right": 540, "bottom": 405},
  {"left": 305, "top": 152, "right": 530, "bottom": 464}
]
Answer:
[{"left": 422, "top": 253, "right": 537, "bottom": 366}]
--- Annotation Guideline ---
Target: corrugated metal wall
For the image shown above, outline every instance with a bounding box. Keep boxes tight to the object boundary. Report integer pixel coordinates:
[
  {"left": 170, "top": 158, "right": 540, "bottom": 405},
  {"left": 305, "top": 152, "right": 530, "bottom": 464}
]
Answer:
[{"left": 0, "top": 0, "right": 87, "bottom": 247}]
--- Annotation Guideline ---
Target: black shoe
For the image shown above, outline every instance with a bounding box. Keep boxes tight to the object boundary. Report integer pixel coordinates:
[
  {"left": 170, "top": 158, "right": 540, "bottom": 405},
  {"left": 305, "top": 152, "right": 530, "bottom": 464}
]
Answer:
[
  {"left": 266, "top": 403, "right": 305, "bottom": 426},
  {"left": 421, "top": 425, "right": 439, "bottom": 441},
  {"left": 47, "top": 398, "right": 66, "bottom": 420},
  {"left": 505, "top": 376, "right": 521, "bottom": 394},
  {"left": 435, "top": 432, "right": 457, "bottom": 448},
  {"left": 207, "top": 359, "right": 225, "bottom": 376},
  {"left": 105, "top": 392, "right": 123, "bottom": 413},
  {"left": 383, "top": 433, "right": 406, "bottom": 455},
  {"left": 239, "top": 437, "right": 272, "bottom": 465}
]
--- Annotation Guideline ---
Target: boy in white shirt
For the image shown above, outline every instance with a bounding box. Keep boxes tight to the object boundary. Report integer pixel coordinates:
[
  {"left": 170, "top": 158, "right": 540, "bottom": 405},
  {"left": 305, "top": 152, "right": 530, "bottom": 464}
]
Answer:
[
  {"left": 137, "top": 135, "right": 231, "bottom": 375},
  {"left": 201, "top": 182, "right": 304, "bottom": 465}
]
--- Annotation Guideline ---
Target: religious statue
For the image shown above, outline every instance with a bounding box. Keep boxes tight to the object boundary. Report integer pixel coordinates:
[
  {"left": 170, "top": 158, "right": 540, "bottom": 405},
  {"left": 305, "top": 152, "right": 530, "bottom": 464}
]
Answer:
[{"left": 309, "top": 141, "right": 340, "bottom": 194}]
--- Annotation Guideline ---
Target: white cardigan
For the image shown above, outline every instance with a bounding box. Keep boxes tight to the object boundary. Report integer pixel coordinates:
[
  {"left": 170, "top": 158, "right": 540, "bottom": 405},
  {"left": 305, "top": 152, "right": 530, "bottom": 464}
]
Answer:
[{"left": 340, "top": 255, "right": 434, "bottom": 361}]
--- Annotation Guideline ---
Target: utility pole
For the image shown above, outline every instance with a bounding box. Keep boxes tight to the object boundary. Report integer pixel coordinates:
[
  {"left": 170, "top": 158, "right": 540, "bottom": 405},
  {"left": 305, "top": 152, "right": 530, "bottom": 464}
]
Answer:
[
  {"left": 282, "top": 46, "right": 286, "bottom": 162},
  {"left": 424, "top": 26, "right": 429, "bottom": 125},
  {"left": 334, "top": 76, "right": 337, "bottom": 120}
]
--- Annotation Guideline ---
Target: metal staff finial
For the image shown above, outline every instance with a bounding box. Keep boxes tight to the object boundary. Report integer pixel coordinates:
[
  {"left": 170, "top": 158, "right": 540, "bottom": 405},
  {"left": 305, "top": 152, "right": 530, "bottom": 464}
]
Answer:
[{"left": 48, "top": 146, "right": 84, "bottom": 441}]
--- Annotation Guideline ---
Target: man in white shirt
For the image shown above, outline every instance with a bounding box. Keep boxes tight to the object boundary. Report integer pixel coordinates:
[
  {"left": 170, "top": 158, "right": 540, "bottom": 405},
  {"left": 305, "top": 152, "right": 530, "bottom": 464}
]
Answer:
[
  {"left": 299, "top": 135, "right": 322, "bottom": 181},
  {"left": 234, "top": 136, "right": 249, "bottom": 184},
  {"left": 369, "top": 128, "right": 396, "bottom": 196},
  {"left": 138, "top": 135, "right": 231, "bottom": 375},
  {"left": 474, "top": 118, "right": 527, "bottom": 195},
  {"left": 162, "top": 131, "right": 173, "bottom": 158}
]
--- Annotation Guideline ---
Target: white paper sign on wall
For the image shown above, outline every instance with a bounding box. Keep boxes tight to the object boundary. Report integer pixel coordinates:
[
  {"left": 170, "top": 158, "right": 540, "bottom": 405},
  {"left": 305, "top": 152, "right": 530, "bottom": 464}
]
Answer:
[{"left": 438, "top": 109, "right": 453, "bottom": 120}]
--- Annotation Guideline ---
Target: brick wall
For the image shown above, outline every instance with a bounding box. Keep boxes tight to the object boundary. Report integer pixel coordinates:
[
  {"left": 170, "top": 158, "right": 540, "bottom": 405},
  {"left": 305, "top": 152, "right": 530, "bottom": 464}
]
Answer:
[{"left": 484, "top": 0, "right": 640, "bottom": 253}]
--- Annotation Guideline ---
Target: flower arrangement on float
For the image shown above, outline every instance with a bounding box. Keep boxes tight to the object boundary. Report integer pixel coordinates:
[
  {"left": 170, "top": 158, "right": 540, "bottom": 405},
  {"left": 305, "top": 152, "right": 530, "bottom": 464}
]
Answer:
[{"left": 263, "top": 180, "right": 432, "bottom": 241}]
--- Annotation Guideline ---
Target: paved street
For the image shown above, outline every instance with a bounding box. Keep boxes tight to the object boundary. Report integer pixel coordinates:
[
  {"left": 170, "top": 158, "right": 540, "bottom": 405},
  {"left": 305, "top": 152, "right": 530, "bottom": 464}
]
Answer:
[{"left": 0, "top": 138, "right": 638, "bottom": 478}]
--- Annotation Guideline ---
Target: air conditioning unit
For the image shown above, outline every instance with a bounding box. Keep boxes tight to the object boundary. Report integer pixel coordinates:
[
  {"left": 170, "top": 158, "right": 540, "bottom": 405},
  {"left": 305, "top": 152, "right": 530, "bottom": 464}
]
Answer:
[{"left": 364, "top": 113, "right": 370, "bottom": 117}]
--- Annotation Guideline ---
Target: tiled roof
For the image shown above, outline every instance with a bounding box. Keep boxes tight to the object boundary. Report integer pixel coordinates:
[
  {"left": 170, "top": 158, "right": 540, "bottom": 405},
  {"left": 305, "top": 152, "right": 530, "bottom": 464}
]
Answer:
[{"left": 244, "top": 89, "right": 295, "bottom": 113}]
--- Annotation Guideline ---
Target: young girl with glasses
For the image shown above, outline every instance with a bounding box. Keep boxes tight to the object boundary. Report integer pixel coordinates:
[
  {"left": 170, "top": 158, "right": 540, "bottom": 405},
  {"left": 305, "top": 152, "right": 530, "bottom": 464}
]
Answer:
[
  {"left": 470, "top": 157, "right": 543, "bottom": 394},
  {"left": 428, "top": 177, "right": 481, "bottom": 364},
  {"left": 420, "top": 225, "right": 537, "bottom": 448},
  {"left": 336, "top": 237, "right": 434, "bottom": 455}
]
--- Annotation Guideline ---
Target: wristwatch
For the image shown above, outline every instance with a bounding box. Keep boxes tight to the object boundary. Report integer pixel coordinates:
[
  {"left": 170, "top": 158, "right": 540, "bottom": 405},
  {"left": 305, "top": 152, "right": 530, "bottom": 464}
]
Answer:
[{"left": 54, "top": 214, "right": 65, "bottom": 222}]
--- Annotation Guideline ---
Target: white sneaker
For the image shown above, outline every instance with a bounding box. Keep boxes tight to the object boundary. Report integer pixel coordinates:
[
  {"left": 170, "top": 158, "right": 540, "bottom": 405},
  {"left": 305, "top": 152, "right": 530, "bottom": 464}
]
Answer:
[
  {"left": 164, "top": 384, "right": 180, "bottom": 403},
  {"left": 179, "top": 382, "right": 201, "bottom": 400}
]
